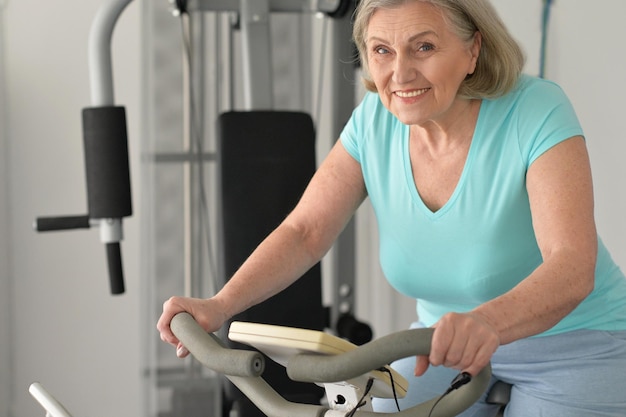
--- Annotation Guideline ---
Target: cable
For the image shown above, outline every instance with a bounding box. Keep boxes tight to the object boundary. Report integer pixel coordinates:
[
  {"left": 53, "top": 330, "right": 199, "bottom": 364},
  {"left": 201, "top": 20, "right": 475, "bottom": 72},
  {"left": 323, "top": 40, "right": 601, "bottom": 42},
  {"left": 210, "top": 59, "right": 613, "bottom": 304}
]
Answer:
[
  {"left": 342, "top": 368, "right": 401, "bottom": 417},
  {"left": 539, "top": 0, "right": 554, "bottom": 78},
  {"left": 345, "top": 377, "right": 375, "bottom": 417},
  {"left": 378, "top": 367, "right": 401, "bottom": 412},
  {"left": 427, "top": 372, "right": 472, "bottom": 417},
  {"left": 178, "top": 12, "right": 219, "bottom": 295}
]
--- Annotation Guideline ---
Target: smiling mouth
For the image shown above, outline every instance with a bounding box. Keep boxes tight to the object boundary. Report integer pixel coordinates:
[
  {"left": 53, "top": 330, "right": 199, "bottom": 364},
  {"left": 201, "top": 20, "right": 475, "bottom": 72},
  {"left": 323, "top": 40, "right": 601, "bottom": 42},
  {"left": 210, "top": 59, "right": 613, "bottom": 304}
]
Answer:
[{"left": 395, "top": 88, "right": 430, "bottom": 98}]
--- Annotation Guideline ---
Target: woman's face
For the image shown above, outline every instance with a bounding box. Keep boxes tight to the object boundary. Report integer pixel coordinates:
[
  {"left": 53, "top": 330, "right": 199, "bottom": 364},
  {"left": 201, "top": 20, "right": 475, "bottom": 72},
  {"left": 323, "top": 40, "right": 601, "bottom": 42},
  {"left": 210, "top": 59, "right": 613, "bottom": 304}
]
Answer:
[{"left": 366, "top": 1, "right": 481, "bottom": 126}]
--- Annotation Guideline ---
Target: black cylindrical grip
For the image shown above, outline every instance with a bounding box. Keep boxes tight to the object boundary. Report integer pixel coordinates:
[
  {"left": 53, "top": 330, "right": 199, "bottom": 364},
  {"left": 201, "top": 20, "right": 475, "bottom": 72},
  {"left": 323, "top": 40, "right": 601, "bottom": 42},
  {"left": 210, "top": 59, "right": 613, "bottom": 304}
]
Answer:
[
  {"left": 106, "top": 242, "right": 125, "bottom": 295},
  {"left": 34, "top": 215, "right": 90, "bottom": 232},
  {"left": 82, "top": 106, "right": 132, "bottom": 219},
  {"left": 336, "top": 313, "right": 373, "bottom": 346}
]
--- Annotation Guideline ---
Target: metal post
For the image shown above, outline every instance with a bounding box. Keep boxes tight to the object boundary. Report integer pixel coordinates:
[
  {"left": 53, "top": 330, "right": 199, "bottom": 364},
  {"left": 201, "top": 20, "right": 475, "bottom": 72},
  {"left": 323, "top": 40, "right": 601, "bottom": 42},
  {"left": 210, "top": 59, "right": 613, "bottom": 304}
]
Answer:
[
  {"left": 240, "top": 0, "right": 273, "bottom": 109},
  {"left": 88, "top": 0, "right": 134, "bottom": 106},
  {"left": 328, "top": 10, "right": 359, "bottom": 332}
]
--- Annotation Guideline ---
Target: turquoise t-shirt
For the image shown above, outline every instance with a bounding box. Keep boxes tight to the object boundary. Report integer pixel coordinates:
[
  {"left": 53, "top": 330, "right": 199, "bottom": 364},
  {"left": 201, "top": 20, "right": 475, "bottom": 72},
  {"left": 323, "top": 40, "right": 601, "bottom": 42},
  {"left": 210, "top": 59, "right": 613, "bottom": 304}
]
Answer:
[{"left": 340, "top": 75, "right": 626, "bottom": 336}]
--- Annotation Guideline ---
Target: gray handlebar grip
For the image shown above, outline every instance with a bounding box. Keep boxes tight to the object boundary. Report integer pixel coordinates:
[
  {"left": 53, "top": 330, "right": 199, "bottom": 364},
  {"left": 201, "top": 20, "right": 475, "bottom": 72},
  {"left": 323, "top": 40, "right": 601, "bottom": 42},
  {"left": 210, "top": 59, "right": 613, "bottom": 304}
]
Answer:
[
  {"left": 287, "top": 328, "right": 434, "bottom": 383},
  {"left": 287, "top": 328, "right": 492, "bottom": 417},
  {"left": 345, "top": 365, "right": 492, "bottom": 417},
  {"left": 170, "top": 312, "right": 265, "bottom": 377}
]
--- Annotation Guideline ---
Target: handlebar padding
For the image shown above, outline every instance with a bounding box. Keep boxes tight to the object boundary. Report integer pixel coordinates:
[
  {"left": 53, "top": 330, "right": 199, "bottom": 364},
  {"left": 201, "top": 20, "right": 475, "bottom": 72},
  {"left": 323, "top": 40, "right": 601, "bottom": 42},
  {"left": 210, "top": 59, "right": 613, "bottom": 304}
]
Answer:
[
  {"left": 170, "top": 312, "right": 265, "bottom": 377},
  {"left": 287, "top": 328, "right": 434, "bottom": 384},
  {"left": 287, "top": 328, "right": 492, "bottom": 417},
  {"left": 171, "top": 313, "right": 492, "bottom": 417}
]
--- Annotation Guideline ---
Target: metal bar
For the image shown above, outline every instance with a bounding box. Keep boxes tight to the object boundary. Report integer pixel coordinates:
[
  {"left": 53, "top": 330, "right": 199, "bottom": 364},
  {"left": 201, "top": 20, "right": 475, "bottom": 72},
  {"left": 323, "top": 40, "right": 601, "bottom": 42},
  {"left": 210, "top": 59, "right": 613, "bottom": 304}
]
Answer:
[
  {"left": 185, "top": 0, "right": 315, "bottom": 13},
  {"left": 182, "top": 12, "right": 206, "bottom": 301},
  {"left": 88, "top": 0, "right": 134, "bottom": 106},
  {"left": 147, "top": 152, "right": 217, "bottom": 164},
  {"left": 328, "top": 10, "right": 358, "bottom": 330},
  {"left": 240, "top": 0, "right": 273, "bottom": 109}
]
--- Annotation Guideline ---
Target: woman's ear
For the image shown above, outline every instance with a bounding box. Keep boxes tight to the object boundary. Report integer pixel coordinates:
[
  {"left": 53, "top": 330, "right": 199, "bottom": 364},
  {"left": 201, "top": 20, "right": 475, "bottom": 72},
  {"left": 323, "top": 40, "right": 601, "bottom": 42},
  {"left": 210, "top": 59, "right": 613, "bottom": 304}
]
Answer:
[{"left": 468, "top": 31, "right": 482, "bottom": 75}]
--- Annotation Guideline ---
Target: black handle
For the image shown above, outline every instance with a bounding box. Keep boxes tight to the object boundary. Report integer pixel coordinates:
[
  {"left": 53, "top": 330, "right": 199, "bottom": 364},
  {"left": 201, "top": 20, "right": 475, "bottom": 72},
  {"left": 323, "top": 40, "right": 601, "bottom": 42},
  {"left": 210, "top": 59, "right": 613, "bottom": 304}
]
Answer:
[
  {"left": 34, "top": 215, "right": 90, "bottom": 232},
  {"left": 336, "top": 313, "right": 373, "bottom": 346},
  {"left": 106, "top": 242, "right": 125, "bottom": 295}
]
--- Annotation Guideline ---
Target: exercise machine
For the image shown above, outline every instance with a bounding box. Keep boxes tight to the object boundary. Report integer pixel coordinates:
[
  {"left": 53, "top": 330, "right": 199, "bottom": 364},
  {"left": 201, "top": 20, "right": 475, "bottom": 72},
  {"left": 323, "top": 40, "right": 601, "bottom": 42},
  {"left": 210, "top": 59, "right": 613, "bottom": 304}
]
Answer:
[
  {"left": 33, "top": 0, "right": 135, "bottom": 295},
  {"left": 149, "top": 2, "right": 372, "bottom": 416},
  {"left": 30, "top": 313, "right": 492, "bottom": 417},
  {"left": 31, "top": 0, "right": 371, "bottom": 415}
]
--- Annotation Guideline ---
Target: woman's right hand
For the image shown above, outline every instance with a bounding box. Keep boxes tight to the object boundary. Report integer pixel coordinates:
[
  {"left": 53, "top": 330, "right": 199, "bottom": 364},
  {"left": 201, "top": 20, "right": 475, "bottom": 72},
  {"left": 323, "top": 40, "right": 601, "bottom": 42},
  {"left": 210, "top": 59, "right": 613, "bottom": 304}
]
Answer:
[{"left": 157, "top": 296, "right": 231, "bottom": 358}]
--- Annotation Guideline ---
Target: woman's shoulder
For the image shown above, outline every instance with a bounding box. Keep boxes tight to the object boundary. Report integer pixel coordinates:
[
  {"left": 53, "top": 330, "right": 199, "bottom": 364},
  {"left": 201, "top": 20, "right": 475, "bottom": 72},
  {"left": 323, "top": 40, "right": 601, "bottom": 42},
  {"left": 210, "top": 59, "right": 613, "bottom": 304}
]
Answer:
[
  {"left": 483, "top": 74, "right": 574, "bottom": 121},
  {"left": 507, "top": 74, "right": 571, "bottom": 104}
]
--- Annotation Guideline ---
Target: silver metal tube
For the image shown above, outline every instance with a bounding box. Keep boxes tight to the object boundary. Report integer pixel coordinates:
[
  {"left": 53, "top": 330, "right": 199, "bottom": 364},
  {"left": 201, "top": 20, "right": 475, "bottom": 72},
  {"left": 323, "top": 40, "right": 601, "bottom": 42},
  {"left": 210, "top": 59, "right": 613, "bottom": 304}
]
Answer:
[
  {"left": 88, "top": 0, "right": 134, "bottom": 106},
  {"left": 240, "top": 0, "right": 273, "bottom": 109},
  {"left": 186, "top": 0, "right": 314, "bottom": 13}
]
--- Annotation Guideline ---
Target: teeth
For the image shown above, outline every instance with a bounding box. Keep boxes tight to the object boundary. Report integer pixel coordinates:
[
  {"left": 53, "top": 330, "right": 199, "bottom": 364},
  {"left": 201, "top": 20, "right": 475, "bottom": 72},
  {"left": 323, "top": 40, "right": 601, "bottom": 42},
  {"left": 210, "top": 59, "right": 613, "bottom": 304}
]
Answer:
[{"left": 396, "top": 88, "right": 429, "bottom": 98}]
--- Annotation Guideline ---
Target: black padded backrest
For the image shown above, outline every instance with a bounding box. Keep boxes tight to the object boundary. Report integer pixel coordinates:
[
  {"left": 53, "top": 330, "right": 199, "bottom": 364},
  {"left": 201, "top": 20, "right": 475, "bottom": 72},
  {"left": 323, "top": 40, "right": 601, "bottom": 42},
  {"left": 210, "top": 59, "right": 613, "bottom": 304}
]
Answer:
[
  {"left": 218, "top": 111, "right": 326, "bottom": 413},
  {"left": 218, "top": 111, "right": 326, "bottom": 330}
]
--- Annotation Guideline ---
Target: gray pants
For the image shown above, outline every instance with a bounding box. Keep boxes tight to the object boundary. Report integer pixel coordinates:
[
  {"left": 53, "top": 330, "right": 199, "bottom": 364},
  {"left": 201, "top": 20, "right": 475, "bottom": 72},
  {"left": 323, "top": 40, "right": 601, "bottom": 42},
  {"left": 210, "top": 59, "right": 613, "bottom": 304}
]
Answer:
[{"left": 373, "top": 327, "right": 626, "bottom": 416}]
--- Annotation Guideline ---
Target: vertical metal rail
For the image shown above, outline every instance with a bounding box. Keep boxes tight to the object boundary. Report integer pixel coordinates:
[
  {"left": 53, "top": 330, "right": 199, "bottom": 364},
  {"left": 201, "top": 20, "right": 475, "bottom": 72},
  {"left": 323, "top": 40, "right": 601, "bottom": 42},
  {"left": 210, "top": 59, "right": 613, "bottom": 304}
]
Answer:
[
  {"left": 240, "top": 0, "right": 273, "bottom": 109},
  {"left": 181, "top": 11, "right": 208, "bottom": 383},
  {"left": 328, "top": 12, "right": 359, "bottom": 335},
  {"left": 182, "top": 12, "right": 205, "bottom": 301},
  {"left": 88, "top": 0, "right": 135, "bottom": 106}
]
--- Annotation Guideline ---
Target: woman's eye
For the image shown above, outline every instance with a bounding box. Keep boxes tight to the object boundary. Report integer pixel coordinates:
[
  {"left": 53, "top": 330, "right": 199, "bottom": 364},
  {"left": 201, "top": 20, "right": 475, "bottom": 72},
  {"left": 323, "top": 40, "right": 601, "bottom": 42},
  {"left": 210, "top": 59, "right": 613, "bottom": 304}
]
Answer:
[
  {"left": 374, "top": 46, "right": 390, "bottom": 55},
  {"left": 418, "top": 43, "right": 435, "bottom": 52}
]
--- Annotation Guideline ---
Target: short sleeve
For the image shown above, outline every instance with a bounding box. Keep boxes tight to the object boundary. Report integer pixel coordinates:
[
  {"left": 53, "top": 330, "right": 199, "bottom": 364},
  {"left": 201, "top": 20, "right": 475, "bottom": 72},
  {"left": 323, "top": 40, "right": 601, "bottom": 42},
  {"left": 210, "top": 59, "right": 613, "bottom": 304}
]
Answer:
[
  {"left": 339, "top": 92, "right": 381, "bottom": 163},
  {"left": 515, "top": 78, "right": 584, "bottom": 166}
]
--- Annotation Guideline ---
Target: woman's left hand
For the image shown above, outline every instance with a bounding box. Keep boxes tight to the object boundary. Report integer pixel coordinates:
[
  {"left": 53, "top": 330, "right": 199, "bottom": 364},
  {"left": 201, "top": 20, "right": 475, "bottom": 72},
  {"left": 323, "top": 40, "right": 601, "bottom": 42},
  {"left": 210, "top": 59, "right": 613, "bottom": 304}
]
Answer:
[{"left": 414, "top": 312, "right": 500, "bottom": 377}]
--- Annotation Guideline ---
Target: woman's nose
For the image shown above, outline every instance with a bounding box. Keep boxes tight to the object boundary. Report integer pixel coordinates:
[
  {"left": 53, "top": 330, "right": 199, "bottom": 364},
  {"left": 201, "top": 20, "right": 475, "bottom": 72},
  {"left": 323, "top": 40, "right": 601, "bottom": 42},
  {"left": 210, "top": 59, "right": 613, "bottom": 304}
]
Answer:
[{"left": 392, "top": 54, "right": 417, "bottom": 84}]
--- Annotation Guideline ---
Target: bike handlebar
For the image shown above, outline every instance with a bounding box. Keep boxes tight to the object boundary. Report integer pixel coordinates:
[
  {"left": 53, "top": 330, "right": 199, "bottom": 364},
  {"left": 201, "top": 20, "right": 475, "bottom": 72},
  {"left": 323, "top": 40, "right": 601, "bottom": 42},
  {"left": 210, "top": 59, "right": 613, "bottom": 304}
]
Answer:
[
  {"left": 170, "top": 312, "right": 491, "bottom": 417},
  {"left": 171, "top": 312, "right": 265, "bottom": 377}
]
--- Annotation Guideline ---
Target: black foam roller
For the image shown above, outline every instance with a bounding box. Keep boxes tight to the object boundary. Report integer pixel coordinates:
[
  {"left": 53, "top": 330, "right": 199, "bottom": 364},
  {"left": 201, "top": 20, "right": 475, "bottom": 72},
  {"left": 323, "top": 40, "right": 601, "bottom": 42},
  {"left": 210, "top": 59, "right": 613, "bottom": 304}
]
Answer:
[{"left": 82, "top": 106, "right": 132, "bottom": 219}]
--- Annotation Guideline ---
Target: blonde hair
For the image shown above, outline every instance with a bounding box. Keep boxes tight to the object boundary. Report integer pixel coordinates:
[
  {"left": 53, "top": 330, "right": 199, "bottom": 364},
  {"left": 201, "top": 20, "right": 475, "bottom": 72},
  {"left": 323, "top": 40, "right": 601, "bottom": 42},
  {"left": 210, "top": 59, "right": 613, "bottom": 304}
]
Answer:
[{"left": 352, "top": 0, "right": 525, "bottom": 99}]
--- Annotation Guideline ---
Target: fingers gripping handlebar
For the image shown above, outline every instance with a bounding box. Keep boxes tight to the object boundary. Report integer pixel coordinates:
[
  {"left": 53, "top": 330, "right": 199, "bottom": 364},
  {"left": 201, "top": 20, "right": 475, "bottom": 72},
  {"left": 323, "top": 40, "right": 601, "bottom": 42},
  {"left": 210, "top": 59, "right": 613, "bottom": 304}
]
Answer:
[
  {"left": 287, "top": 330, "right": 492, "bottom": 417},
  {"left": 287, "top": 329, "right": 434, "bottom": 383},
  {"left": 170, "top": 312, "right": 492, "bottom": 417},
  {"left": 171, "top": 313, "right": 326, "bottom": 417},
  {"left": 170, "top": 312, "right": 265, "bottom": 377}
]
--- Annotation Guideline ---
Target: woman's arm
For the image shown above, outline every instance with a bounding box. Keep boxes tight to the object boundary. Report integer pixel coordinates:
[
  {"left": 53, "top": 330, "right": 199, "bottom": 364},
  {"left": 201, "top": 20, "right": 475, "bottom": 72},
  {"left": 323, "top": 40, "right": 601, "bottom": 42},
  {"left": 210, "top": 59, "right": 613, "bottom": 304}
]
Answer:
[
  {"left": 211, "top": 141, "right": 367, "bottom": 318},
  {"left": 474, "top": 135, "right": 597, "bottom": 342},
  {"left": 157, "top": 141, "right": 367, "bottom": 349},
  {"left": 423, "top": 135, "right": 597, "bottom": 376}
]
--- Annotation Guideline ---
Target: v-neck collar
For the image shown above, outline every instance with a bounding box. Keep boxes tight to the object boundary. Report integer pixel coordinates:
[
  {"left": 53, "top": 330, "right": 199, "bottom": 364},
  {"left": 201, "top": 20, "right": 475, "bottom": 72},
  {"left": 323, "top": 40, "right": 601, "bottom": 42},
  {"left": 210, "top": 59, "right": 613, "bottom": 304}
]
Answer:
[{"left": 403, "top": 101, "right": 485, "bottom": 219}]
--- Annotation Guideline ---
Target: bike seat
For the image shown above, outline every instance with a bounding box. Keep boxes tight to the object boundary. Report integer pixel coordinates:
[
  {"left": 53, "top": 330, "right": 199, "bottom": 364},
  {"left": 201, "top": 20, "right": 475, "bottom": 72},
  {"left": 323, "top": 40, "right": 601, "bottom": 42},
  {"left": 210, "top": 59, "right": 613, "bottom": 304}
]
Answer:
[{"left": 486, "top": 380, "right": 512, "bottom": 406}]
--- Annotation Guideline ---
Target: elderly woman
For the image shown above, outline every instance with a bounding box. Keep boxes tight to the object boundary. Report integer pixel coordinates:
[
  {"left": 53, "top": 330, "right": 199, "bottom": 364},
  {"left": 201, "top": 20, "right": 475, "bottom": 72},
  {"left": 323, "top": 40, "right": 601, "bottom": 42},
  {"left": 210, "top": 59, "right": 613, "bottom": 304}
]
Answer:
[{"left": 158, "top": 0, "right": 626, "bottom": 415}]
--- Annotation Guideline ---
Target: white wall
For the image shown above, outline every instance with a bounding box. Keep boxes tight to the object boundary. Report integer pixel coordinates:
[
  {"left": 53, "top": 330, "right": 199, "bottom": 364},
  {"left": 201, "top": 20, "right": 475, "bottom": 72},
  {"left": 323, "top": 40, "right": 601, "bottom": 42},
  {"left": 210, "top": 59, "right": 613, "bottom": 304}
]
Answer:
[
  {"left": 1, "top": 1, "right": 12, "bottom": 416},
  {"left": 492, "top": 1, "right": 626, "bottom": 268},
  {"left": 3, "top": 1, "right": 142, "bottom": 417},
  {"left": 1, "top": 2, "right": 625, "bottom": 417}
]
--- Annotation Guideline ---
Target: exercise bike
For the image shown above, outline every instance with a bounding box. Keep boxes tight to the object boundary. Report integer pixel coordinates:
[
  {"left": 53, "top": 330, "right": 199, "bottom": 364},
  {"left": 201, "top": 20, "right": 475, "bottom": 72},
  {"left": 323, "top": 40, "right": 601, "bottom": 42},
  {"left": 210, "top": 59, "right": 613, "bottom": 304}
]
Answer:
[{"left": 30, "top": 313, "right": 498, "bottom": 417}]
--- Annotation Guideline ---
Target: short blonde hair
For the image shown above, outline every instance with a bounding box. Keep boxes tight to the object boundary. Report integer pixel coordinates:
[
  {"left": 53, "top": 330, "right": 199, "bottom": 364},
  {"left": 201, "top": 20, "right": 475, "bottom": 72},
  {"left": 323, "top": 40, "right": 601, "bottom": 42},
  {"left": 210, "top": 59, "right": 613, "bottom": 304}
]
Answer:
[{"left": 353, "top": 0, "right": 525, "bottom": 99}]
